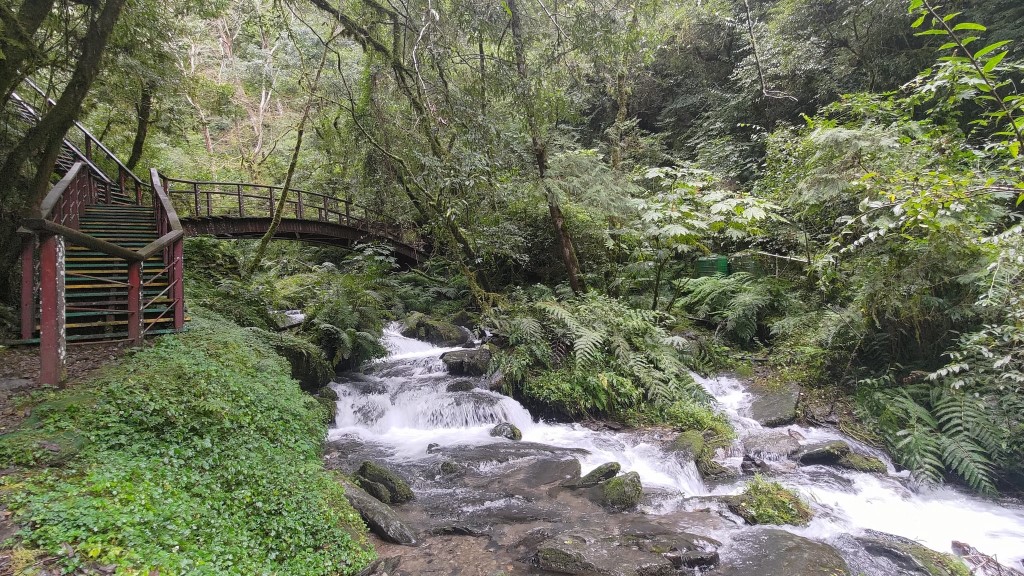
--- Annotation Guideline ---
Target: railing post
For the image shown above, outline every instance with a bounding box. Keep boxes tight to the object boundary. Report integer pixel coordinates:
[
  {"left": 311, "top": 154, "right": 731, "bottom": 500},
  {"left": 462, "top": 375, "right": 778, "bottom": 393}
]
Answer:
[
  {"left": 20, "top": 234, "right": 36, "bottom": 341},
  {"left": 172, "top": 239, "right": 184, "bottom": 330},
  {"left": 269, "top": 187, "right": 275, "bottom": 217},
  {"left": 193, "top": 181, "right": 200, "bottom": 217},
  {"left": 206, "top": 187, "right": 212, "bottom": 217},
  {"left": 297, "top": 192, "right": 304, "bottom": 219},
  {"left": 322, "top": 195, "right": 328, "bottom": 221},
  {"left": 38, "top": 234, "right": 65, "bottom": 385},
  {"left": 85, "top": 139, "right": 93, "bottom": 161},
  {"left": 237, "top": 184, "right": 244, "bottom": 217},
  {"left": 128, "top": 260, "right": 142, "bottom": 345},
  {"left": 345, "top": 200, "right": 351, "bottom": 225},
  {"left": 119, "top": 168, "right": 126, "bottom": 199}
]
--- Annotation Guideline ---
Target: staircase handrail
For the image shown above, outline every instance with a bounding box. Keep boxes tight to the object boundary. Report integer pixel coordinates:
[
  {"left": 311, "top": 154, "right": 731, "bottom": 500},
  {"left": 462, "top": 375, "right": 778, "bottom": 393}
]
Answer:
[{"left": 21, "top": 77, "right": 146, "bottom": 191}]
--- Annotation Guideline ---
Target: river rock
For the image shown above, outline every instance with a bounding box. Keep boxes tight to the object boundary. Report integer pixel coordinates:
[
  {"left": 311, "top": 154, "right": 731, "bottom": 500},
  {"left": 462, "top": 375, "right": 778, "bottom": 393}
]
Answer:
[
  {"left": 489, "top": 421, "right": 522, "bottom": 441},
  {"left": 565, "top": 462, "right": 621, "bottom": 488},
  {"left": 749, "top": 381, "right": 801, "bottom": 427},
  {"left": 533, "top": 530, "right": 677, "bottom": 576},
  {"left": 445, "top": 379, "right": 476, "bottom": 392},
  {"left": 355, "top": 556, "right": 402, "bottom": 576},
  {"left": 356, "top": 461, "right": 414, "bottom": 503},
  {"left": 440, "top": 348, "right": 492, "bottom": 376},
  {"left": 339, "top": 479, "right": 417, "bottom": 545},
  {"left": 401, "top": 312, "right": 471, "bottom": 346},
  {"left": 743, "top": 430, "right": 800, "bottom": 459},
  {"left": 856, "top": 530, "right": 971, "bottom": 576},
  {"left": 354, "top": 475, "right": 392, "bottom": 504},
  {"left": 668, "top": 430, "right": 705, "bottom": 459},
  {"left": 716, "top": 529, "right": 850, "bottom": 576},
  {"left": 599, "top": 471, "right": 643, "bottom": 510},
  {"left": 793, "top": 440, "right": 851, "bottom": 465},
  {"left": 836, "top": 452, "right": 887, "bottom": 473}
]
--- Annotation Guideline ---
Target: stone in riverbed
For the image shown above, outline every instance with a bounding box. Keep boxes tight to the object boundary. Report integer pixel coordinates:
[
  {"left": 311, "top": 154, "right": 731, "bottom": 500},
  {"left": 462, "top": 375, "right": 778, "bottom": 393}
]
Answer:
[
  {"left": 440, "top": 348, "right": 492, "bottom": 376},
  {"left": 564, "top": 462, "right": 621, "bottom": 488},
  {"left": 354, "top": 475, "right": 392, "bottom": 504},
  {"left": 599, "top": 471, "right": 643, "bottom": 510},
  {"left": 489, "top": 421, "right": 522, "bottom": 441},
  {"left": 445, "top": 379, "right": 476, "bottom": 392},
  {"left": 531, "top": 529, "right": 719, "bottom": 576},
  {"left": 857, "top": 530, "right": 971, "bottom": 576},
  {"left": 715, "top": 529, "right": 850, "bottom": 576},
  {"left": 749, "top": 381, "right": 801, "bottom": 427},
  {"left": 356, "top": 461, "right": 414, "bottom": 503},
  {"left": 669, "top": 430, "right": 705, "bottom": 459},
  {"left": 793, "top": 440, "right": 851, "bottom": 465},
  {"left": 837, "top": 452, "right": 887, "bottom": 473},
  {"left": 400, "top": 312, "right": 471, "bottom": 346},
  {"left": 339, "top": 479, "right": 417, "bottom": 546}
]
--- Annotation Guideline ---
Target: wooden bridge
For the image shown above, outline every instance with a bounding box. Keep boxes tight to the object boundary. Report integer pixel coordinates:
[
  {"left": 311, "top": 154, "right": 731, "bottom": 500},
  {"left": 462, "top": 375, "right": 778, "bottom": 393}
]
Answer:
[{"left": 11, "top": 82, "right": 423, "bottom": 384}]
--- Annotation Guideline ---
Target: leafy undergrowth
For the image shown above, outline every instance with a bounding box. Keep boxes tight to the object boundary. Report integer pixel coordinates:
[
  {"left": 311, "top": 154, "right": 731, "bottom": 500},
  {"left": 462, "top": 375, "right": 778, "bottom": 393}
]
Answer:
[{"left": 0, "top": 309, "right": 374, "bottom": 575}]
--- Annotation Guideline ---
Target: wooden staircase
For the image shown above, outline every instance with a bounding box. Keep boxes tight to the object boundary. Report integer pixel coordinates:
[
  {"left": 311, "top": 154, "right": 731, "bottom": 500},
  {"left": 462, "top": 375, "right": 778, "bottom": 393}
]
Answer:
[{"left": 12, "top": 82, "right": 186, "bottom": 384}]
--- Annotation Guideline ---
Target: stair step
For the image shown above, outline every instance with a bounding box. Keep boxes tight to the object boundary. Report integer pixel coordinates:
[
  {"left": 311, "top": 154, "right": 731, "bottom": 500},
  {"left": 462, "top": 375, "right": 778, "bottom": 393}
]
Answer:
[
  {"left": 63, "top": 307, "right": 172, "bottom": 319},
  {"left": 46, "top": 317, "right": 176, "bottom": 330},
  {"left": 63, "top": 282, "right": 167, "bottom": 290},
  {"left": 11, "top": 327, "right": 186, "bottom": 345},
  {"left": 65, "top": 290, "right": 170, "bottom": 299}
]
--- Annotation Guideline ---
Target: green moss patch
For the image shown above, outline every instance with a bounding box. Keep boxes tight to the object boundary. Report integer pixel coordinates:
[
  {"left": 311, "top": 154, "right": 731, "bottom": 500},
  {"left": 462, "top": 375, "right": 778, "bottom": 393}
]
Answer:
[{"left": 729, "top": 475, "right": 812, "bottom": 526}]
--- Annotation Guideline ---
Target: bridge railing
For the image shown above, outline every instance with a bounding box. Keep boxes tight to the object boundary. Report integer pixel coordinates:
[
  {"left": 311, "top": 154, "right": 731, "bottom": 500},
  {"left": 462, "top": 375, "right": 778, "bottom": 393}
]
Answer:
[{"left": 161, "top": 176, "right": 410, "bottom": 244}]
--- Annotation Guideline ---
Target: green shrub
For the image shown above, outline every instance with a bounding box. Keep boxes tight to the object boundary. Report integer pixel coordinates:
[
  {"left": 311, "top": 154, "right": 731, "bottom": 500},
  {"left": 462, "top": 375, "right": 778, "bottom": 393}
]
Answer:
[{"left": 0, "top": 309, "right": 374, "bottom": 575}]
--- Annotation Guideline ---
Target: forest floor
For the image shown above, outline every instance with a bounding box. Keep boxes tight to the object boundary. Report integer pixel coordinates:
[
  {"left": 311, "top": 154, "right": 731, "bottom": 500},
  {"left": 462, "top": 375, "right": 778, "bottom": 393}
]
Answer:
[{"left": 0, "top": 342, "right": 129, "bottom": 576}]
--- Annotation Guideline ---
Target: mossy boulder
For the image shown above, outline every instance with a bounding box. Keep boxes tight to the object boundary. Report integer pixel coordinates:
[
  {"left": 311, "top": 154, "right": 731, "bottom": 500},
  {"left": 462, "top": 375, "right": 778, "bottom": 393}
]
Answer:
[
  {"left": 339, "top": 479, "right": 417, "bottom": 545},
  {"left": 857, "top": 530, "right": 970, "bottom": 576},
  {"left": 440, "top": 348, "right": 492, "bottom": 376},
  {"left": 600, "top": 471, "right": 643, "bottom": 510},
  {"left": 439, "top": 460, "right": 462, "bottom": 475},
  {"left": 565, "top": 462, "right": 621, "bottom": 488},
  {"left": 356, "top": 461, "right": 414, "bottom": 504},
  {"left": 727, "top": 475, "right": 812, "bottom": 525},
  {"left": 837, "top": 452, "right": 887, "bottom": 473},
  {"left": 669, "top": 430, "right": 705, "bottom": 459},
  {"left": 247, "top": 328, "right": 333, "bottom": 392},
  {"left": 716, "top": 529, "right": 849, "bottom": 576},
  {"left": 354, "top": 476, "right": 392, "bottom": 504},
  {"left": 749, "top": 381, "right": 801, "bottom": 427},
  {"left": 401, "top": 312, "right": 470, "bottom": 347},
  {"left": 793, "top": 440, "right": 851, "bottom": 465},
  {"left": 670, "top": 430, "right": 737, "bottom": 481},
  {"left": 489, "top": 422, "right": 522, "bottom": 441}
]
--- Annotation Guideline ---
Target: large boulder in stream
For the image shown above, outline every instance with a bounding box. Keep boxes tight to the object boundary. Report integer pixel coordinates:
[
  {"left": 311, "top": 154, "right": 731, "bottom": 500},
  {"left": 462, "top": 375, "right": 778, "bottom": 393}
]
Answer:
[
  {"left": 599, "top": 471, "right": 643, "bottom": 510},
  {"left": 401, "top": 312, "right": 471, "bottom": 347},
  {"left": 793, "top": 440, "right": 851, "bottom": 465},
  {"left": 440, "top": 348, "right": 492, "bottom": 376},
  {"left": 748, "top": 381, "right": 801, "bottom": 427},
  {"left": 532, "top": 529, "right": 720, "bottom": 575},
  {"left": 339, "top": 479, "right": 417, "bottom": 545},
  {"left": 855, "top": 530, "right": 971, "bottom": 576},
  {"left": 564, "top": 462, "right": 620, "bottom": 488},
  {"left": 715, "top": 529, "right": 851, "bottom": 576}
]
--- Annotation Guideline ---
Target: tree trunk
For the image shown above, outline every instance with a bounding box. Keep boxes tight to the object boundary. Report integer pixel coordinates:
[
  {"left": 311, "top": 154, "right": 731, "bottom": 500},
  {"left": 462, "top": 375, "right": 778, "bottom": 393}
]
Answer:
[
  {"left": 507, "top": 0, "right": 584, "bottom": 294},
  {"left": 125, "top": 81, "right": 154, "bottom": 170},
  {"left": 0, "top": 0, "right": 128, "bottom": 209},
  {"left": 0, "top": 0, "right": 56, "bottom": 99}
]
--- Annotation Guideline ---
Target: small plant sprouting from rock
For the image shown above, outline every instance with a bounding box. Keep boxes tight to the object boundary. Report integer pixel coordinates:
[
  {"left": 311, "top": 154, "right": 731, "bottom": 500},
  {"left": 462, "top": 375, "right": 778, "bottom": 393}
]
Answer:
[{"left": 731, "top": 475, "right": 812, "bottom": 526}]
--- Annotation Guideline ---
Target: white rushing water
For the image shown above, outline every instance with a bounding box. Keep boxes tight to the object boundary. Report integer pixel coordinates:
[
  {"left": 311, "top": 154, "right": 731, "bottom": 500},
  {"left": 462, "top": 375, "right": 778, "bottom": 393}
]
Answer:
[{"left": 330, "top": 326, "right": 1024, "bottom": 569}]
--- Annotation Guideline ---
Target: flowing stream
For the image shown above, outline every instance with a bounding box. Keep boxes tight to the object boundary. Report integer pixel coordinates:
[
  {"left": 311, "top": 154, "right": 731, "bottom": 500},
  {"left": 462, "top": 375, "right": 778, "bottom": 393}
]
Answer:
[{"left": 329, "top": 325, "right": 1024, "bottom": 572}]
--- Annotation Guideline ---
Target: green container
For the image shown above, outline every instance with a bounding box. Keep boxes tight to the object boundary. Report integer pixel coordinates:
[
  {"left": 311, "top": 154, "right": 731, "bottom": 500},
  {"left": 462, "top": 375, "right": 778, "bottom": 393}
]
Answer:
[{"left": 695, "top": 255, "right": 730, "bottom": 277}]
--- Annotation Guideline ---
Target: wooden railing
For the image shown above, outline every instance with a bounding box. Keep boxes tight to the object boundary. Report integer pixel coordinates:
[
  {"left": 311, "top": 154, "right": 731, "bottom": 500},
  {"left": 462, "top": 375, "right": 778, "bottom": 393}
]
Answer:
[
  {"left": 14, "top": 78, "right": 147, "bottom": 203},
  {"left": 19, "top": 162, "right": 185, "bottom": 384},
  {"left": 162, "top": 176, "right": 410, "bottom": 245}
]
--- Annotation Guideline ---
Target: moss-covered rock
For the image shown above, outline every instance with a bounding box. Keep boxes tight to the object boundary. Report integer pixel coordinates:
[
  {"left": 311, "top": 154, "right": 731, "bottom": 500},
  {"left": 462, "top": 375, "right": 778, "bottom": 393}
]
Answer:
[
  {"left": 837, "top": 452, "right": 887, "bottom": 473},
  {"left": 728, "top": 475, "right": 812, "bottom": 526},
  {"left": 439, "top": 460, "right": 462, "bottom": 475},
  {"left": 354, "top": 476, "right": 392, "bottom": 504},
  {"left": 669, "top": 430, "right": 705, "bottom": 459},
  {"left": 489, "top": 422, "right": 522, "bottom": 441},
  {"left": 401, "top": 312, "right": 470, "bottom": 347},
  {"left": 567, "top": 462, "right": 621, "bottom": 488},
  {"left": 670, "top": 430, "right": 737, "bottom": 481},
  {"left": 600, "top": 471, "right": 643, "bottom": 510},
  {"left": 440, "top": 349, "right": 492, "bottom": 376},
  {"left": 793, "top": 440, "right": 851, "bottom": 465},
  {"left": 356, "top": 461, "right": 414, "bottom": 504},
  {"left": 857, "top": 530, "right": 970, "bottom": 576}
]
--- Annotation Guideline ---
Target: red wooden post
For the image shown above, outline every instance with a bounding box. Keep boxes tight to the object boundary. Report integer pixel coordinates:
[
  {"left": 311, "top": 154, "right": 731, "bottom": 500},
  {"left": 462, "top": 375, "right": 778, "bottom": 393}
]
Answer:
[
  {"left": 85, "top": 139, "right": 93, "bottom": 161},
  {"left": 172, "top": 239, "right": 185, "bottom": 330},
  {"left": 38, "top": 234, "right": 65, "bottom": 385},
  {"left": 119, "top": 168, "right": 127, "bottom": 200},
  {"left": 20, "top": 234, "right": 36, "bottom": 340},
  {"left": 127, "top": 260, "right": 142, "bottom": 345}
]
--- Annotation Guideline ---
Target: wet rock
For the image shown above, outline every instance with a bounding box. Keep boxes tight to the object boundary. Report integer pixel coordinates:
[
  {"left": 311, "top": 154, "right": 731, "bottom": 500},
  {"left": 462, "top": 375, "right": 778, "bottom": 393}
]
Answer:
[
  {"left": 640, "top": 533, "right": 721, "bottom": 571},
  {"left": 520, "top": 457, "right": 582, "bottom": 485},
  {"left": 749, "top": 381, "right": 801, "bottom": 427},
  {"left": 316, "top": 396, "right": 337, "bottom": 425},
  {"left": 401, "top": 312, "right": 471, "bottom": 346},
  {"left": 566, "top": 462, "right": 621, "bottom": 488},
  {"left": 356, "top": 461, "right": 414, "bottom": 503},
  {"left": 836, "top": 452, "right": 887, "bottom": 473},
  {"left": 489, "top": 422, "right": 522, "bottom": 441},
  {"left": 857, "top": 530, "right": 971, "bottom": 576},
  {"left": 317, "top": 385, "right": 339, "bottom": 401},
  {"left": 716, "top": 529, "right": 850, "bottom": 576},
  {"left": 600, "top": 471, "right": 643, "bottom": 510},
  {"left": 440, "top": 348, "right": 492, "bottom": 376},
  {"left": 793, "top": 440, "right": 851, "bottom": 465},
  {"left": 533, "top": 530, "right": 677, "bottom": 576},
  {"left": 445, "top": 379, "right": 476, "bottom": 392},
  {"left": 339, "top": 479, "right": 417, "bottom": 545},
  {"left": 742, "top": 431, "right": 800, "bottom": 459},
  {"left": 698, "top": 459, "right": 739, "bottom": 481},
  {"left": 426, "top": 443, "right": 441, "bottom": 454},
  {"left": 438, "top": 460, "right": 462, "bottom": 475}
]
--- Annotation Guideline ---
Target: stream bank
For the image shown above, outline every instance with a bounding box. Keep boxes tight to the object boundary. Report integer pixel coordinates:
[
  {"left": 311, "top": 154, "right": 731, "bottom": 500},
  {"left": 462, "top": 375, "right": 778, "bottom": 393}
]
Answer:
[{"left": 326, "top": 326, "right": 1024, "bottom": 576}]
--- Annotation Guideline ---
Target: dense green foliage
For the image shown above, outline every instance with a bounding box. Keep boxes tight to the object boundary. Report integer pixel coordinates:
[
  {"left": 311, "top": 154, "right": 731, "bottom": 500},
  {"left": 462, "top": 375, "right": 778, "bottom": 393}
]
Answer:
[{"left": 0, "top": 311, "right": 375, "bottom": 574}]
